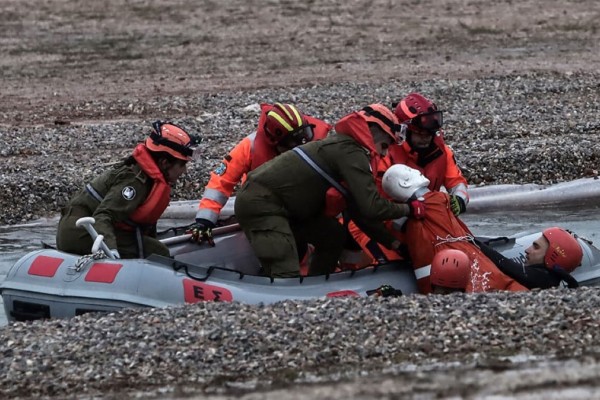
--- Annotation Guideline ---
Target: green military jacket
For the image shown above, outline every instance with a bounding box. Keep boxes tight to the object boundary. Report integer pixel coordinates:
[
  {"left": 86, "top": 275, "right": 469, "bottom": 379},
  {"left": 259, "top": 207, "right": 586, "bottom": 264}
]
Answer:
[
  {"left": 246, "top": 133, "right": 409, "bottom": 248},
  {"left": 64, "top": 163, "right": 155, "bottom": 249}
]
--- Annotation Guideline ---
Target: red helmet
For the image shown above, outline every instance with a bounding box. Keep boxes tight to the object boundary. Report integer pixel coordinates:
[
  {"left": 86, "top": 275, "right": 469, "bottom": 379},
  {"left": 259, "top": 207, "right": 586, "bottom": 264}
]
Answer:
[
  {"left": 145, "top": 121, "right": 198, "bottom": 161},
  {"left": 542, "top": 227, "right": 583, "bottom": 273},
  {"left": 394, "top": 93, "right": 443, "bottom": 134},
  {"left": 359, "top": 104, "right": 400, "bottom": 142},
  {"left": 430, "top": 249, "right": 471, "bottom": 289},
  {"left": 263, "top": 103, "right": 313, "bottom": 147}
]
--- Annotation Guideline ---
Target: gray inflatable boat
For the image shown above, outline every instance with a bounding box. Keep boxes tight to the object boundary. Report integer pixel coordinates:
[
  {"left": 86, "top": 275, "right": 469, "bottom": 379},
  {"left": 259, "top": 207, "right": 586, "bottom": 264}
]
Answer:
[{"left": 2, "top": 220, "right": 600, "bottom": 322}]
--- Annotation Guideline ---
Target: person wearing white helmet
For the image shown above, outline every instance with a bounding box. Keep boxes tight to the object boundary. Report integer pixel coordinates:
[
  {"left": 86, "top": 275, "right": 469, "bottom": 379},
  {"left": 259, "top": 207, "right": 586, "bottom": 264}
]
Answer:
[{"left": 382, "top": 164, "right": 527, "bottom": 293}]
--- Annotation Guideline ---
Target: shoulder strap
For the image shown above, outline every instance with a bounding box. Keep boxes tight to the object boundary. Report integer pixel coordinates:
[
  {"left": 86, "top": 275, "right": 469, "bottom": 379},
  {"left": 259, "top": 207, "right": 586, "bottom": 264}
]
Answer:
[{"left": 292, "top": 147, "right": 349, "bottom": 197}]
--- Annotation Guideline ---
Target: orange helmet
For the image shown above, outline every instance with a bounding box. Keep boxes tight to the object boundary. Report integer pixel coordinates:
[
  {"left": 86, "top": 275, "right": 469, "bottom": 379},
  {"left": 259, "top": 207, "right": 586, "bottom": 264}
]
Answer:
[
  {"left": 430, "top": 249, "right": 471, "bottom": 290},
  {"left": 263, "top": 103, "right": 313, "bottom": 147},
  {"left": 146, "top": 121, "right": 198, "bottom": 161},
  {"left": 359, "top": 104, "right": 400, "bottom": 142},
  {"left": 393, "top": 93, "right": 443, "bottom": 135},
  {"left": 542, "top": 227, "right": 583, "bottom": 273}
]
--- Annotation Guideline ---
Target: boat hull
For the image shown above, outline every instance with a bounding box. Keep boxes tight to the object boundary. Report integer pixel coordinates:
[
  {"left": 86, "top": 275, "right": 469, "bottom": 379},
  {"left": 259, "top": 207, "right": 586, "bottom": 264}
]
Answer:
[{"left": 2, "top": 229, "right": 600, "bottom": 322}]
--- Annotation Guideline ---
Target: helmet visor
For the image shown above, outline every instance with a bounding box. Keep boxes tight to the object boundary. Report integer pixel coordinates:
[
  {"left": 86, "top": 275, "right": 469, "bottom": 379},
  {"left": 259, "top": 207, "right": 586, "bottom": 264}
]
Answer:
[
  {"left": 411, "top": 111, "right": 443, "bottom": 133},
  {"left": 278, "top": 124, "right": 314, "bottom": 149}
]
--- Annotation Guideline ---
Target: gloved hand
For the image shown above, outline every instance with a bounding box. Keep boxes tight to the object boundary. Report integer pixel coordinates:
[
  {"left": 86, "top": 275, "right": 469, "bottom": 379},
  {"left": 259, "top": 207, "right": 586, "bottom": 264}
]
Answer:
[
  {"left": 449, "top": 195, "right": 467, "bottom": 216},
  {"left": 189, "top": 218, "right": 216, "bottom": 246},
  {"left": 408, "top": 199, "right": 426, "bottom": 220},
  {"left": 109, "top": 249, "right": 121, "bottom": 259}
]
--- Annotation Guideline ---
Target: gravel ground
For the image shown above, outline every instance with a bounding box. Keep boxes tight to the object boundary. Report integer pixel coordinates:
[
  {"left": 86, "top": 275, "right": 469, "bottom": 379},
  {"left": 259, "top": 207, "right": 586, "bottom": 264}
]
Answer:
[
  {"left": 1, "top": 72, "right": 599, "bottom": 225},
  {"left": 2, "top": 289, "right": 600, "bottom": 399},
  {"left": 1, "top": 0, "right": 600, "bottom": 398}
]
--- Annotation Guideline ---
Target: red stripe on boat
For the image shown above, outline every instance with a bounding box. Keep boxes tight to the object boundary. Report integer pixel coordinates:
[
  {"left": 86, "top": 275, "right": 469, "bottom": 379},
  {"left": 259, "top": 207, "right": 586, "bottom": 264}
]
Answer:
[
  {"left": 84, "top": 262, "right": 123, "bottom": 283},
  {"left": 326, "top": 290, "right": 360, "bottom": 298},
  {"left": 28, "top": 255, "right": 64, "bottom": 277},
  {"left": 183, "top": 279, "right": 233, "bottom": 303}
]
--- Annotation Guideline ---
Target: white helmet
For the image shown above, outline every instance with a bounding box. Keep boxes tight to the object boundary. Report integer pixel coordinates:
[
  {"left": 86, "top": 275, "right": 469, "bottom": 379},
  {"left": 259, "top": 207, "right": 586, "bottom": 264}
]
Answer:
[{"left": 382, "top": 164, "right": 430, "bottom": 202}]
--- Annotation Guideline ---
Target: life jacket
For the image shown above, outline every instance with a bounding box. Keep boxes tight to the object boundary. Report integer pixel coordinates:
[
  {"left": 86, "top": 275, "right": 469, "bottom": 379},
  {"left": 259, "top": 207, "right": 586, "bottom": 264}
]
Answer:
[
  {"left": 120, "top": 144, "right": 171, "bottom": 229},
  {"left": 405, "top": 191, "right": 527, "bottom": 294},
  {"left": 250, "top": 103, "right": 332, "bottom": 170},
  {"left": 387, "top": 135, "right": 448, "bottom": 191},
  {"left": 323, "top": 112, "right": 382, "bottom": 216}
]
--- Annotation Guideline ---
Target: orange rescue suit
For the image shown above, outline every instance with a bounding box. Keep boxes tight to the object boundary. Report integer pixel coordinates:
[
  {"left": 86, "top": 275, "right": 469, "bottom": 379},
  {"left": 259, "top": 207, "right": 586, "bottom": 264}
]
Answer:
[
  {"left": 197, "top": 104, "right": 332, "bottom": 225},
  {"left": 404, "top": 191, "right": 528, "bottom": 294},
  {"left": 384, "top": 135, "right": 468, "bottom": 198}
]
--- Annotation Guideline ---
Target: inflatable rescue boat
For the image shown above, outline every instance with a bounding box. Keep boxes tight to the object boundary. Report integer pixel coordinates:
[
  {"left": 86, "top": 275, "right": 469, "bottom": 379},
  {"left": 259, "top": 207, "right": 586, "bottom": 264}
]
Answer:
[{"left": 2, "top": 220, "right": 600, "bottom": 322}]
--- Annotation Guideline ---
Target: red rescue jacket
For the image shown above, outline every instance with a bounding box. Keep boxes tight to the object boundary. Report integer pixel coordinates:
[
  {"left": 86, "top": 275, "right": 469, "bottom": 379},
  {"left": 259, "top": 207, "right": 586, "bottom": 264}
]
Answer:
[
  {"left": 383, "top": 134, "right": 468, "bottom": 201},
  {"left": 403, "top": 191, "right": 527, "bottom": 294}
]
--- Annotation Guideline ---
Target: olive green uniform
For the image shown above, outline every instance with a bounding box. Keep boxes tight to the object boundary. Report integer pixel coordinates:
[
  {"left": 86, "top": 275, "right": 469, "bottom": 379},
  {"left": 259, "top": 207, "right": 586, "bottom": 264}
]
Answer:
[
  {"left": 234, "top": 133, "right": 409, "bottom": 278},
  {"left": 56, "top": 163, "right": 170, "bottom": 258}
]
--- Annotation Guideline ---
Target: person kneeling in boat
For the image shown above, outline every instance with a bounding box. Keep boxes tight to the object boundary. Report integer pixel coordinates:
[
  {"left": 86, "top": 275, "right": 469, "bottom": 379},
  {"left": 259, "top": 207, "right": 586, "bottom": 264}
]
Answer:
[
  {"left": 344, "top": 93, "right": 470, "bottom": 270},
  {"left": 382, "top": 164, "right": 527, "bottom": 293},
  {"left": 234, "top": 104, "right": 424, "bottom": 278},
  {"left": 476, "top": 228, "right": 582, "bottom": 290},
  {"left": 190, "top": 103, "right": 331, "bottom": 250},
  {"left": 56, "top": 121, "right": 200, "bottom": 259}
]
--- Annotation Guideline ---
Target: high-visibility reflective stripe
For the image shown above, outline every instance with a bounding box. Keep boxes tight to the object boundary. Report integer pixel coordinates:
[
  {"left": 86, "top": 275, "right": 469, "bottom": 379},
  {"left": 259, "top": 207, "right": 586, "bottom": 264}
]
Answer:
[
  {"left": 202, "top": 188, "right": 228, "bottom": 205},
  {"left": 449, "top": 183, "right": 469, "bottom": 203},
  {"left": 195, "top": 208, "right": 219, "bottom": 224},
  {"left": 414, "top": 264, "right": 431, "bottom": 280},
  {"left": 267, "top": 110, "right": 294, "bottom": 132}
]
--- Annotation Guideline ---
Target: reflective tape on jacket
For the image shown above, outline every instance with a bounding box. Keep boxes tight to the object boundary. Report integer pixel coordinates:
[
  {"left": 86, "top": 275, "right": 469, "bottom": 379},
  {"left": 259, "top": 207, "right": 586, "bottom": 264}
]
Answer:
[{"left": 414, "top": 264, "right": 431, "bottom": 280}]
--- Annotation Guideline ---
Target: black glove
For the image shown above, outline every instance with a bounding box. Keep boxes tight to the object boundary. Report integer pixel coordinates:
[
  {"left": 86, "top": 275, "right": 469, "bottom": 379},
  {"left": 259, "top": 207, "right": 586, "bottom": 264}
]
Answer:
[
  {"left": 189, "top": 218, "right": 216, "bottom": 246},
  {"left": 367, "top": 284, "right": 403, "bottom": 298},
  {"left": 449, "top": 195, "right": 467, "bottom": 216}
]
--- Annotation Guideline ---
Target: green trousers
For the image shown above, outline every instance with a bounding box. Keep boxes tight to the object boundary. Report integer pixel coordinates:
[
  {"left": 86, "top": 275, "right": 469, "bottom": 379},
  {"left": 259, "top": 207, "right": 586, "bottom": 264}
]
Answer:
[
  {"left": 56, "top": 206, "right": 170, "bottom": 259},
  {"left": 235, "top": 183, "right": 345, "bottom": 278}
]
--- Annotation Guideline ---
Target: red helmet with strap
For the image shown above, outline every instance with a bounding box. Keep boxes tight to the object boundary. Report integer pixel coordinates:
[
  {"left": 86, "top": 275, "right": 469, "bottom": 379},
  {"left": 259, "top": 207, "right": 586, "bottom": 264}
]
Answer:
[
  {"left": 145, "top": 121, "right": 198, "bottom": 161},
  {"left": 430, "top": 249, "right": 471, "bottom": 290},
  {"left": 394, "top": 93, "right": 443, "bottom": 135},
  {"left": 359, "top": 103, "right": 400, "bottom": 142},
  {"left": 542, "top": 227, "right": 583, "bottom": 273},
  {"left": 264, "top": 103, "right": 313, "bottom": 148}
]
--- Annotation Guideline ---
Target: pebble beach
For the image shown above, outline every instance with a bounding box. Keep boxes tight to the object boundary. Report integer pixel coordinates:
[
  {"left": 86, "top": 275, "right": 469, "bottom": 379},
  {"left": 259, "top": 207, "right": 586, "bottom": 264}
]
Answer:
[
  {"left": 1, "top": 72, "right": 599, "bottom": 225},
  {"left": 2, "top": 288, "right": 600, "bottom": 399},
  {"left": 1, "top": 0, "right": 600, "bottom": 398}
]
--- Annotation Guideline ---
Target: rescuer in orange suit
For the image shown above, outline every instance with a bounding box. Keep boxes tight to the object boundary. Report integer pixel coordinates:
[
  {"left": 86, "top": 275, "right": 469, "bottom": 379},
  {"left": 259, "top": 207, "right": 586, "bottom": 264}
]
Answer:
[
  {"left": 190, "top": 103, "right": 332, "bottom": 257},
  {"left": 345, "top": 93, "right": 470, "bottom": 268},
  {"left": 381, "top": 164, "right": 527, "bottom": 294}
]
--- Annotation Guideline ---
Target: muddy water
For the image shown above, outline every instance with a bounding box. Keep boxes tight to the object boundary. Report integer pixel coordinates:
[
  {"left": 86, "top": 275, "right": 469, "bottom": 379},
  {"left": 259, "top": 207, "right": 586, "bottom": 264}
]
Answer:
[{"left": 1, "top": 208, "right": 600, "bottom": 326}]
